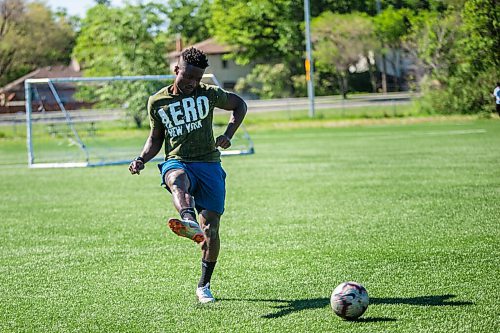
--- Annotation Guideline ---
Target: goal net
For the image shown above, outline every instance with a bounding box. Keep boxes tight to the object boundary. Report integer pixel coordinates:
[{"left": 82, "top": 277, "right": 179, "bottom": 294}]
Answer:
[{"left": 24, "top": 74, "right": 254, "bottom": 168}]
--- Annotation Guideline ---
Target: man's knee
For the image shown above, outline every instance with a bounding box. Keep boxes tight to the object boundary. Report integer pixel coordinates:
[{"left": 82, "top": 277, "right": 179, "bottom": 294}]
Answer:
[
  {"left": 165, "top": 169, "right": 190, "bottom": 192},
  {"left": 201, "top": 211, "right": 220, "bottom": 237}
]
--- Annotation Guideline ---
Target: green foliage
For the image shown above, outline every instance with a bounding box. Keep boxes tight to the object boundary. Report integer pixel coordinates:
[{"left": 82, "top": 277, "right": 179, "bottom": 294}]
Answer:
[
  {"left": 312, "top": 12, "right": 378, "bottom": 97},
  {"left": 73, "top": 3, "right": 169, "bottom": 128},
  {"left": 209, "top": 0, "right": 390, "bottom": 68},
  {"left": 73, "top": 4, "right": 168, "bottom": 77},
  {"left": 210, "top": 0, "right": 304, "bottom": 69},
  {"left": 381, "top": 0, "right": 454, "bottom": 12},
  {"left": 209, "top": 0, "right": 451, "bottom": 97},
  {"left": 404, "top": 10, "right": 460, "bottom": 78},
  {"left": 416, "top": 0, "right": 499, "bottom": 114},
  {"left": 459, "top": 0, "right": 499, "bottom": 72},
  {"left": 0, "top": 0, "right": 75, "bottom": 86},
  {"left": 374, "top": 6, "right": 413, "bottom": 48},
  {"left": 94, "top": 0, "right": 111, "bottom": 5},
  {"left": 166, "top": 0, "right": 212, "bottom": 44},
  {"left": 373, "top": 6, "right": 414, "bottom": 92},
  {"left": 449, "top": 0, "right": 499, "bottom": 113},
  {"left": 235, "top": 64, "right": 292, "bottom": 99},
  {"left": 405, "top": 9, "right": 463, "bottom": 112},
  {"left": 309, "top": 0, "right": 376, "bottom": 15},
  {"left": 292, "top": 70, "right": 345, "bottom": 97}
]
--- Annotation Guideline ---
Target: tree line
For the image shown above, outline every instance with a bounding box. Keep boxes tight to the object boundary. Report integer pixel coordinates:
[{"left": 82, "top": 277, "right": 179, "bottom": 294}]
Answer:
[
  {"left": 0, "top": 0, "right": 75, "bottom": 86},
  {"left": 0, "top": 0, "right": 498, "bottom": 124}
]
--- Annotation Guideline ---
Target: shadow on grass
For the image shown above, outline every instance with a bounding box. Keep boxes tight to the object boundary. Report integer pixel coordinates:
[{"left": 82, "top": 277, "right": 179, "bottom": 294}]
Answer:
[
  {"left": 219, "top": 294, "right": 472, "bottom": 319},
  {"left": 370, "top": 294, "right": 474, "bottom": 307}
]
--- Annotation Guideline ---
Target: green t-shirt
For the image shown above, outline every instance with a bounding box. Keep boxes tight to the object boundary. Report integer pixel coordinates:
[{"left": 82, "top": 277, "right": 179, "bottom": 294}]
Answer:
[{"left": 148, "top": 82, "right": 229, "bottom": 162}]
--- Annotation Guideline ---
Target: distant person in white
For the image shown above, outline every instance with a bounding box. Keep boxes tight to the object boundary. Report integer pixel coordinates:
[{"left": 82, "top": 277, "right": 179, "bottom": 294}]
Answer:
[{"left": 493, "top": 82, "right": 500, "bottom": 116}]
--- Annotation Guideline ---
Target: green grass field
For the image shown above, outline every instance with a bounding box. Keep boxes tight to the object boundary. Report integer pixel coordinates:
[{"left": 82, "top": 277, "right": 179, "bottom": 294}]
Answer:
[{"left": 1, "top": 116, "right": 499, "bottom": 332}]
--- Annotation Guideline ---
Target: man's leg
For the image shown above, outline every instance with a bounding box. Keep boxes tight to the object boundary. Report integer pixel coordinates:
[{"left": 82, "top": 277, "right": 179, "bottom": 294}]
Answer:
[
  {"left": 165, "top": 169, "right": 204, "bottom": 243},
  {"left": 200, "top": 210, "right": 221, "bottom": 261},
  {"left": 196, "top": 210, "right": 220, "bottom": 303}
]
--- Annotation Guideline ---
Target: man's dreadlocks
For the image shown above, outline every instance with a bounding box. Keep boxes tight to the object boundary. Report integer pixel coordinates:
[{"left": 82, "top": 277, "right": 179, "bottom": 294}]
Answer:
[{"left": 181, "top": 47, "right": 209, "bottom": 69}]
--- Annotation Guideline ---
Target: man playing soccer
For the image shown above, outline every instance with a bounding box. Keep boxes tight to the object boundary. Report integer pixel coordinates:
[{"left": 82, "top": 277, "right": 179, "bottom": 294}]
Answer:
[{"left": 128, "top": 47, "right": 247, "bottom": 303}]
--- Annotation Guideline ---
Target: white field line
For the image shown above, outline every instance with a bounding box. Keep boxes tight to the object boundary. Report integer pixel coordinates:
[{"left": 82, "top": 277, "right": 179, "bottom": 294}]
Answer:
[
  {"left": 421, "top": 129, "right": 487, "bottom": 136},
  {"left": 255, "top": 129, "right": 487, "bottom": 140}
]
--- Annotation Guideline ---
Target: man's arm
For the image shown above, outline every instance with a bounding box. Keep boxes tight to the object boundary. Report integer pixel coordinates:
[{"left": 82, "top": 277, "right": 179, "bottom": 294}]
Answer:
[
  {"left": 215, "top": 93, "right": 247, "bottom": 149},
  {"left": 129, "top": 125, "right": 165, "bottom": 175}
]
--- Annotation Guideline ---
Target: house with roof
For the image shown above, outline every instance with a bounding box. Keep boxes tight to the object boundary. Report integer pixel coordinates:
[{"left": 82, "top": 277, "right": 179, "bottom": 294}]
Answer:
[
  {"left": 168, "top": 38, "right": 254, "bottom": 91},
  {"left": 0, "top": 59, "right": 82, "bottom": 113}
]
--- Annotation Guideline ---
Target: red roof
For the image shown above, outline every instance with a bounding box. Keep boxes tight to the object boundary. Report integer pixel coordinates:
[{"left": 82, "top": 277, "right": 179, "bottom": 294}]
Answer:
[
  {"left": 0, "top": 62, "right": 81, "bottom": 93},
  {"left": 168, "top": 38, "right": 231, "bottom": 58}
]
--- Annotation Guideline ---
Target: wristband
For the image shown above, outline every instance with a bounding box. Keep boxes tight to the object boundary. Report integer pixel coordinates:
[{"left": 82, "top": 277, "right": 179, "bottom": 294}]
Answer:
[{"left": 135, "top": 156, "right": 145, "bottom": 163}]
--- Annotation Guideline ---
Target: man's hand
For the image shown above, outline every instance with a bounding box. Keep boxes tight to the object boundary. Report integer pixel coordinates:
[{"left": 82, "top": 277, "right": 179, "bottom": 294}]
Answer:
[
  {"left": 129, "top": 160, "right": 145, "bottom": 175},
  {"left": 215, "top": 134, "right": 231, "bottom": 149}
]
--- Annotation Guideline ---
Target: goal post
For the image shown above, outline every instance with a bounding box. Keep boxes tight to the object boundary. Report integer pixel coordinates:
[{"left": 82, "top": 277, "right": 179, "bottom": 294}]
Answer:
[{"left": 24, "top": 74, "right": 254, "bottom": 168}]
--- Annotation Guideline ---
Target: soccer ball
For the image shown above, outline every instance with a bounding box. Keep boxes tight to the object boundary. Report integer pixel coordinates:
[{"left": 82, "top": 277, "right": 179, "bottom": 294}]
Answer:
[{"left": 330, "top": 281, "right": 369, "bottom": 320}]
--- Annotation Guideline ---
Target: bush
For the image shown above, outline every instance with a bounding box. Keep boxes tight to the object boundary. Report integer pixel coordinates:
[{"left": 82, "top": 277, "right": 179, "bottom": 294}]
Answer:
[
  {"left": 416, "top": 0, "right": 498, "bottom": 115},
  {"left": 235, "top": 64, "right": 293, "bottom": 99}
]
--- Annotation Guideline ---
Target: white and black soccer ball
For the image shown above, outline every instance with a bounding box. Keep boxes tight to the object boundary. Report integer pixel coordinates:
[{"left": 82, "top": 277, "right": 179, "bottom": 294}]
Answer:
[{"left": 330, "top": 281, "right": 369, "bottom": 320}]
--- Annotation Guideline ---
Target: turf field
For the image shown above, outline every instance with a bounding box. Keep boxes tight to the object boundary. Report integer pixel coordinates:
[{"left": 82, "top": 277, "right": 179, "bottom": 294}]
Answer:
[{"left": 0, "top": 117, "right": 499, "bottom": 332}]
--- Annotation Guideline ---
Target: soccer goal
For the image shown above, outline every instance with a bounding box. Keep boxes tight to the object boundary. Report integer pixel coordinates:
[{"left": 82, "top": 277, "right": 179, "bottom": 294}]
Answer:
[{"left": 24, "top": 74, "right": 254, "bottom": 168}]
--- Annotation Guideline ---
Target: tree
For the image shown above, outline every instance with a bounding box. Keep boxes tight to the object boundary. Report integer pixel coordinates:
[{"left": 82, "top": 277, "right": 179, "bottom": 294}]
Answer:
[
  {"left": 459, "top": 0, "right": 499, "bottom": 73},
  {"left": 410, "top": 0, "right": 499, "bottom": 114},
  {"left": 0, "top": 0, "right": 23, "bottom": 83},
  {"left": 209, "top": 0, "right": 309, "bottom": 98},
  {"left": 403, "top": 10, "right": 460, "bottom": 82},
  {"left": 73, "top": 3, "right": 170, "bottom": 127},
  {"left": 456, "top": 0, "right": 499, "bottom": 113},
  {"left": 373, "top": 6, "right": 413, "bottom": 91},
  {"left": 53, "top": 7, "right": 81, "bottom": 33},
  {"left": 300, "top": 0, "right": 374, "bottom": 16},
  {"left": 209, "top": 0, "right": 445, "bottom": 68},
  {"left": 210, "top": 0, "right": 303, "bottom": 67},
  {"left": 209, "top": 0, "right": 442, "bottom": 98},
  {"left": 0, "top": 0, "right": 75, "bottom": 86},
  {"left": 235, "top": 64, "right": 292, "bottom": 99},
  {"left": 312, "top": 12, "right": 378, "bottom": 98},
  {"left": 210, "top": 0, "right": 365, "bottom": 96},
  {"left": 166, "top": 0, "right": 211, "bottom": 44}
]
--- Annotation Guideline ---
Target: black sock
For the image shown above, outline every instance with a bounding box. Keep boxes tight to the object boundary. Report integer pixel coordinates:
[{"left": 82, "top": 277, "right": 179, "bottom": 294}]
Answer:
[
  {"left": 198, "top": 259, "right": 217, "bottom": 288},
  {"left": 179, "top": 207, "right": 197, "bottom": 221}
]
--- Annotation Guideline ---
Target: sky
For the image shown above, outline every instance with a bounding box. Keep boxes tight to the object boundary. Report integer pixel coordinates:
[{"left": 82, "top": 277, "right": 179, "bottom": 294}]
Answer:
[{"left": 44, "top": 0, "right": 126, "bottom": 17}]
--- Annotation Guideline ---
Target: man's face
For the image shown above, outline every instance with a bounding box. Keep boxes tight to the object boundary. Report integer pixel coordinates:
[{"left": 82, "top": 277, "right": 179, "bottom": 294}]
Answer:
[{"left": 174, "top": 59, "right": 205, "bottom": 95}]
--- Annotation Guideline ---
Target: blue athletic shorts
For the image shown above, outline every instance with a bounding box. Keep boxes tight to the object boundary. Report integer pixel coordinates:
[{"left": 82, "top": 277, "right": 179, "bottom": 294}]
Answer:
[{"left": 158, "top": 160, "right": 226, "bottom": 215}]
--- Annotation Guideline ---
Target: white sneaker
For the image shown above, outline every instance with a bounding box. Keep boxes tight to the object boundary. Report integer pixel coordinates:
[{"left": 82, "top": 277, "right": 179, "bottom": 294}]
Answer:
[{"left": 196, "top": 283, "right": 215, "bottom": 303}]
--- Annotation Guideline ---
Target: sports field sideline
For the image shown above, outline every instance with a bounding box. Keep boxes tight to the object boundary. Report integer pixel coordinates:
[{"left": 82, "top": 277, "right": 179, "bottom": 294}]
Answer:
[{"left": 0, "top": 117, "right": 499, "bottom": 332}]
